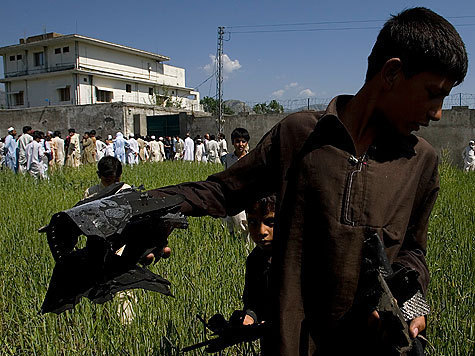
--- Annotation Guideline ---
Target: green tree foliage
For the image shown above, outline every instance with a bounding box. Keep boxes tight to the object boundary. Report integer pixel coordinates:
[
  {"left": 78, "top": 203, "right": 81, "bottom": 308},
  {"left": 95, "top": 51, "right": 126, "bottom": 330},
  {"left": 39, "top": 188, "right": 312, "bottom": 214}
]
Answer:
[
  {"left": 200, "top": 96, "right": 234, "bottom": 115},
  {"left": 253, "top": 100, "right": 284, "bottom": 114}
]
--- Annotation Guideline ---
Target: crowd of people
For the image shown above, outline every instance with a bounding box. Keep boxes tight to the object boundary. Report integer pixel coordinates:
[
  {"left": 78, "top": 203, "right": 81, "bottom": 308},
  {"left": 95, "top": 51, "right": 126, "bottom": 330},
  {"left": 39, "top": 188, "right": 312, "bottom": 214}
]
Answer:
[{"left": 0, "top": 125, "right": 241, "bottom": 179}]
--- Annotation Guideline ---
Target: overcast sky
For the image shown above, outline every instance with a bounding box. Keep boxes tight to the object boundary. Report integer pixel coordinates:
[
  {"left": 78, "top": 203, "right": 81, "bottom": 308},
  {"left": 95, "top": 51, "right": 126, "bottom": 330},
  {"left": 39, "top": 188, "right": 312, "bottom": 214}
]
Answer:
[{"left": 1, "top": 0, "right": 474, "bottom": 104}]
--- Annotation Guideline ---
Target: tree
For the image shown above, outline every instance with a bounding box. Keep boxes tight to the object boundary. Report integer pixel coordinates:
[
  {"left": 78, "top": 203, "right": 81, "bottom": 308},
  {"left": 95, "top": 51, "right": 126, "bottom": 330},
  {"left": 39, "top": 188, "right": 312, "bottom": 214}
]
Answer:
[
  {"left": 253, "top": 100, "right": 284, "bottom": 114},
  {"left": 200, "top": 96, "right": 234, "bottom": 115}
]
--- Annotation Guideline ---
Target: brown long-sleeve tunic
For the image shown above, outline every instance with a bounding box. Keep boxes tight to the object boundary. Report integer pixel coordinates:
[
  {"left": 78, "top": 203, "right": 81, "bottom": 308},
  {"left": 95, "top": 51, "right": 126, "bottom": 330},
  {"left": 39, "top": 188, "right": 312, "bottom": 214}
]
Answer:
[{"left": 149, "top": 96, "right": 438, "bottom": 355}]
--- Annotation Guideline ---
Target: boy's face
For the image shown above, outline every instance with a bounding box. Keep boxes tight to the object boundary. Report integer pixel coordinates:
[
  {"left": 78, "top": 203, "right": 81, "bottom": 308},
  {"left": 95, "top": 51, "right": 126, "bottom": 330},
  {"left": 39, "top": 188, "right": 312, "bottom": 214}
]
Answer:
[
  {"left": 233, "top": 138, "right": 248, "bottom": 155},
  {"left": 247, "top": 210, "right": 274, "bottom": 251},
  {"left": 380, "top": 71, "right": 455, "bottom": 136}
]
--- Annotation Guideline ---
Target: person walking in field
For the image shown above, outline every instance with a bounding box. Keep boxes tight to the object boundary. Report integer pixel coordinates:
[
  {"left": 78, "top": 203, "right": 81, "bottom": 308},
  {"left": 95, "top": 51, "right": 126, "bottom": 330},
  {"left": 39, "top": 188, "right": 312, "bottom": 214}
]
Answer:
[
  {"left": 52, "top": 131, "right": 65, "bottom": 168},
  {"left": 25, "top": 131, "right": 47, "bottom": 179},
  {"left": 206, "top": 135, "right": 220, "bottom": 164},
  {"left": 147, "top": 8, "right": 468, "bottom": 355},
  {"left": 218, "top": 133, "right": 228, "bottom": 164},
  {"left": 113, "top": 132, "right": 128, "bottom": 164},
  {"left": 81, "top": 132, "right": 96, "bottom": 164},
  {"left": 137, "top": 135, "right": 148, "bottom": 162},
  {"left": 95, "top": 135, "right": 107, "bottom": 162},
  {"left": 462, "top": 140, "right": 475, "bottom": 171},
  {"left": 183, "top": 133, "right": 194, "bottom": 161},
  {"left": 149, "top": 136, "right": 160, "bottom": 162},
  {"left": 194, "top": 138, "right": 205, "bottom": 162},
  {"left": 65, "top": 128, "right": 81, "bottom": 167},
  {"left": 17, "top": 126, "right": 33, "bottom": 174},
  {"left": 105, "top": 135, "right": 114, "bottom": 157},
  {"left": 127, "top": 134, "right": 139, "bottom": 165},
  {"left": 174, "top": 135, "right": 184, "bottom": 160},
  {"left": 4, "top": 127, "right": 18, "bottom": 173}
]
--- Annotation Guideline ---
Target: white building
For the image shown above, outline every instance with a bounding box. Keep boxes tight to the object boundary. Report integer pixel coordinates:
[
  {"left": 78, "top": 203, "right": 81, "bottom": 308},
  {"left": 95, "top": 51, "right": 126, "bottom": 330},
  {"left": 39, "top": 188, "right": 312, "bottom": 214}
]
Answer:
[{"left": 0, "top": 32, "right": 201, "bottom": 110}]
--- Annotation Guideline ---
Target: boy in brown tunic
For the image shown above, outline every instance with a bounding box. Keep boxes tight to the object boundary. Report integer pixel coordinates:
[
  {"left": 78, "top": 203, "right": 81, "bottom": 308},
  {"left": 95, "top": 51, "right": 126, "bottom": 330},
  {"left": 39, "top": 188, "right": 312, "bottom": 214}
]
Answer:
[{"left": 148, "top": 7, "right": 468, "bottom": 355}]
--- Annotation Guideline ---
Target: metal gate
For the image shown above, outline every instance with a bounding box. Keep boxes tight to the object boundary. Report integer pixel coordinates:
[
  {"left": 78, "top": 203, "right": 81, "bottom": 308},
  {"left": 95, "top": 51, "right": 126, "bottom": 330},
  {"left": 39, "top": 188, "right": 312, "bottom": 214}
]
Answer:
[{"left": 146, "top": 114, "right": 180, "bottom": 137}]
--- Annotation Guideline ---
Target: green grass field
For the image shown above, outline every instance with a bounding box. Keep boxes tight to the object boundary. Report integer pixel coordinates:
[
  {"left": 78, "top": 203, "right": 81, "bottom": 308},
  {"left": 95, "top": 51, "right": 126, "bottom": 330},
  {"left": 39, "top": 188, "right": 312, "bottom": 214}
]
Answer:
[{"left": 0, "top": 161, "right": 473, "bottom": 355}]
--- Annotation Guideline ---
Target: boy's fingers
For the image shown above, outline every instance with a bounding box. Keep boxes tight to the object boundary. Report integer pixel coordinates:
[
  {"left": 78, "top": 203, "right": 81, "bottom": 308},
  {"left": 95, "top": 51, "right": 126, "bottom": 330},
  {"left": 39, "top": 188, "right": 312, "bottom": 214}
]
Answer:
[{"left": 409, "top": 316, "right": 426, "bottom": 338}]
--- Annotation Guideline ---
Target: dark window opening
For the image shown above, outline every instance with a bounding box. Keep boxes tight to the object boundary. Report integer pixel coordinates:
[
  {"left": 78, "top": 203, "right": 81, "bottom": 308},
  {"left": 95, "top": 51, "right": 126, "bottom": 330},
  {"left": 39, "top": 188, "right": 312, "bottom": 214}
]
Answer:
[
  {"left": 126, "top": 84, "right": 132, "bottom": 93},
  {"left": 17, "top": 54, "right": 22, "bottom": 60},
  {"left": 14, "top": 91, "right": 24, "bottom": 106},
  {"left": 149, "top": 87, "right": 154, "bottom": 96},
  {"left": 34, "top": 52, "right": 44, "bottom": 66},
  {"left": 96, "top": 89, "right": 113, "bottom": 102},
  {"left": 58, "top": 87, "right": 70, "bottom": 102},
  {"left": 63, "top": 46, "right": 69, "bottom": 53},
  {"left": 55, "top": 48, "right": 61, "bottom": 54},
  {"left": 84, "top": 77, "right": 88, "bottom": 82},
  {"left": 9, "top": 56, "right": 15, "bottom": 61}
]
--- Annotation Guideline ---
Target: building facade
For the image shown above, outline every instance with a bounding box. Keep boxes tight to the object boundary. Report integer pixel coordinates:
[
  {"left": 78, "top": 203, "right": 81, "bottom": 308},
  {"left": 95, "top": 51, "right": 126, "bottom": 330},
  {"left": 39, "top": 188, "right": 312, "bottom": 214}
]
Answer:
[{"left": 0, "top": 32, "right": 201, "bottom": 110}]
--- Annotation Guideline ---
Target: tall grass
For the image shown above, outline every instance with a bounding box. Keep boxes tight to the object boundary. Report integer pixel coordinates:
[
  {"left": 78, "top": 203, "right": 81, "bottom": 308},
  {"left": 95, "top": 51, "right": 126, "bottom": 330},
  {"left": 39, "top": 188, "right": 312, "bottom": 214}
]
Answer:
[{"left": 0, "top": 161, "right": 473, "bottom": 355}]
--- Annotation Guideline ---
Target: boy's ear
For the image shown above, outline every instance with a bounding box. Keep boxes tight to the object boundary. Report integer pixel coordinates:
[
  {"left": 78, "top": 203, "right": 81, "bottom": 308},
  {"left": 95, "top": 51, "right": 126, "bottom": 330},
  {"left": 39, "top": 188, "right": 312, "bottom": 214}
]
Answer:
[{"left": 380, "top": 58, "right": 403, "bottom": 90}]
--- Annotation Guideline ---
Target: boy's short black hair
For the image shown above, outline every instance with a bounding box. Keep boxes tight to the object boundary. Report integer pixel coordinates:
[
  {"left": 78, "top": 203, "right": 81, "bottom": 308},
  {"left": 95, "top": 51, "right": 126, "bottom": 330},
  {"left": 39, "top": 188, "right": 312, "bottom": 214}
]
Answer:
[
  {"left": 97, "top": 156, "right": 122, "bottom": 178},
  {"left": 366, "top": 7, "right": 468, "bottom": 85},
  {"left": 231, "top": 127, "right": 250, "bottom": 142},
  {"left": 53, "top": 131, "right": 61, "bottom": 137},
  {"left": 246, "top": 195, "right": 276, "bottom": 216},
  {"left": 68, "top": 128, "right": 75, "bottom": 134},
  {"left": 23, "top": 126, "right": 32, "bottom": 134}
]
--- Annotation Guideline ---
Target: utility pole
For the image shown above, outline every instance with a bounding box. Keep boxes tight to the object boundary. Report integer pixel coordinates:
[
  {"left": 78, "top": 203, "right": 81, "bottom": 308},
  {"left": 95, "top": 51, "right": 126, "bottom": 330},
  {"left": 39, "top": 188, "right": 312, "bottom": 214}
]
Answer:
[{"left": 216, "top": 26, "right": 224, "bottom": 133}]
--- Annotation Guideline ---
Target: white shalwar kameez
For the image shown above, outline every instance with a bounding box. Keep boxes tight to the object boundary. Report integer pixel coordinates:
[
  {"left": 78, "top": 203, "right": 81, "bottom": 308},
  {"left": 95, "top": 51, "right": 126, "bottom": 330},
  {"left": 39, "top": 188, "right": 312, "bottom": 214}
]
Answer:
[
  {"left": 127, "top": 137, "right": 139, "bottom": 165},
  {"left": 183, "top": 137, "right": 194, "bottom": 161},
  {"left": 18, "top": 133, "right": 33, "bottom": 173},
  {"left": 26, "top": 140, "right": 46, "bottom": 179}
]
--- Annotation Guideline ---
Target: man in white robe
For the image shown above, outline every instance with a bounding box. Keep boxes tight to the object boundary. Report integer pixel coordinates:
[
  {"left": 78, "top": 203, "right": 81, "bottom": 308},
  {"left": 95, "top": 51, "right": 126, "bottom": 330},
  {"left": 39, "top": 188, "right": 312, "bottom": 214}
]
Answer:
[
  {"left": 462, "top": 140, "right": 475, "bottom": 171},
  {"left": 207, "top": 135, "right": 220, "bottom": 164},
  {"left": 127, "top": 134, "right": 139, "bottom": 165},
  {"left": 26, "top": 131, "right": 47, "bottom": 179},
  {"left": 17, "top": 126, "right": 33, "bottom": 173},
  {"left": 95, "top": 136, "right": 107, "bottom": 162},
  {"left": 113, "top": 132, "right": 128, "bottom": 164},
  {"left": 157, "top": 137, "right": 166, "bottom": 162},
  {"left": 183, "top": 133, "right": 194, "bottom": 161},
  {"left": 4, "top": 127, "right": 18, "bottom": 172},
  {"left": 149, "top": 136, "right": 160, "bottom": 162}
]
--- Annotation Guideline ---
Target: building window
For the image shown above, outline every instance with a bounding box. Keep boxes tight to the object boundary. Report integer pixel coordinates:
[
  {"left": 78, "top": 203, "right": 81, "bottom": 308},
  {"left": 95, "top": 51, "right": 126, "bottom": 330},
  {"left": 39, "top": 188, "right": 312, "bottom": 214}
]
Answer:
[
  {"left": 17, "top": 54, "right": 22, "bottom": 60},
  {"left": 84, "top": 77, "right": 88, "bottom": 82},
  {"left": 34, "top": 52, "right": 44, "bottom": 66},
  {"left": 14, "top": 91, "right": 24, "bottom": 106},
  {"left": 58, "top": 87, "right": 70, "bottom": 102},
  {"left": 149, "top": 87, "right": 154, "bottom": 96},
  {"left": 126, "top": 84, "right": 132, "bottom": 93},
  {"left": 55, "top": 48, "right": 61, "bottom": 54},
  {"left": 63, "top": 46, "right": 69, "bottom": 53},
  {"left": 9, "top": 56, "right": 15, "bottom": 61},
  {"left": 96, "top": 89, "right": 113, "bottom": 102}
]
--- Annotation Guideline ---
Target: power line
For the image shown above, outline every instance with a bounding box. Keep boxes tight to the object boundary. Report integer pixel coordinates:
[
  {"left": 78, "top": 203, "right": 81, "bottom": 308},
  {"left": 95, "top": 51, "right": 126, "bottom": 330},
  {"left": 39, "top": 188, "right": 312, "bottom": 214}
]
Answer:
[
  {"left": 225, "top": 15, "right": 475, "bottom": 29},
  {"left": 228, "top": 23, "right": 475, "bottom": 34}
]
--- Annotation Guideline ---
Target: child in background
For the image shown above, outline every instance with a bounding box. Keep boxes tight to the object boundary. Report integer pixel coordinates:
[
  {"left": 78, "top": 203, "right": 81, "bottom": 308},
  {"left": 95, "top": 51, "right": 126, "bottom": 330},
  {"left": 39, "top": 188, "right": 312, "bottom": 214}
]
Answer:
[
  {"left": 83, "top": 156, "right": 134, "bottom": 324},
  {"left": 222, "top": 128, "right": 251, "bottom": 237},
  {"left": 242, "top": 195, "right": 275, "bottom": 355},
  {"left": 84, "top": 156, "right": 131, "bottom": 199}
]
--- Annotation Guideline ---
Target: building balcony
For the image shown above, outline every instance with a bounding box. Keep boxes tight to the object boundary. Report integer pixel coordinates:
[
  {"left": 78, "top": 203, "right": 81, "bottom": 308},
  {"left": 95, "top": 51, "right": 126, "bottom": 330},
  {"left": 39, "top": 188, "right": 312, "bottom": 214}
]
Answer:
[{"left": 4, "top": 64, "right": 75, "bottom": 79}]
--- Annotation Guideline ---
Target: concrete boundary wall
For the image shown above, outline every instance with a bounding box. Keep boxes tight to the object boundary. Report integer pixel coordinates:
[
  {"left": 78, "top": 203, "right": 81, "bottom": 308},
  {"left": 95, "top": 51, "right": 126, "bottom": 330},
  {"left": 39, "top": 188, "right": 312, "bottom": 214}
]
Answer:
[
  {"left": 1, "top": 103, "right": 474, "bottom": 167},
  {"left": 0, "top": 103, "right": 208, "bottom": 139}
]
